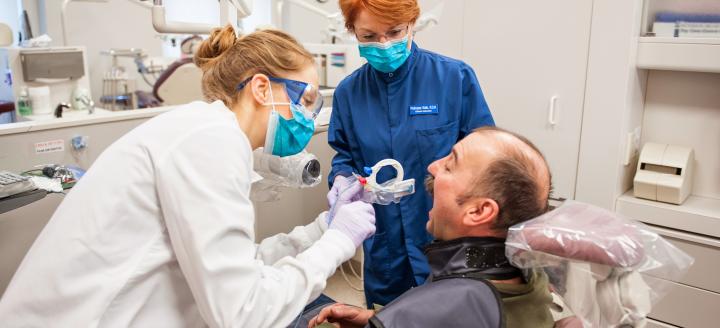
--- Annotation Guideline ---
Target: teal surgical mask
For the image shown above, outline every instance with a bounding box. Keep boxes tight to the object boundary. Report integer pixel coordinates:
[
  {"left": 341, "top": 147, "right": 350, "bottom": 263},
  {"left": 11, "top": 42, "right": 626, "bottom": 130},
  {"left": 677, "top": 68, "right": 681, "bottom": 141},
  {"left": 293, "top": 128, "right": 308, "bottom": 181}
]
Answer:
[
  {"left": 264, "top": 86, "right": 315, "bottom": 157},
  {"left": 358, "top": 35, "right": 411, "bottom": 73}
]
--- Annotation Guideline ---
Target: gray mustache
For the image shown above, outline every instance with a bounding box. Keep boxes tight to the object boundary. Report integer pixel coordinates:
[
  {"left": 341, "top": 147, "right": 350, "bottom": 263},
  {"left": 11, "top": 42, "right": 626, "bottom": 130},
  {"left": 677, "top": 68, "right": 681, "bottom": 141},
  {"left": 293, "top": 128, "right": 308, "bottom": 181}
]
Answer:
[{"left": 424, "top": 175, "right": 434, "bottom": 196}]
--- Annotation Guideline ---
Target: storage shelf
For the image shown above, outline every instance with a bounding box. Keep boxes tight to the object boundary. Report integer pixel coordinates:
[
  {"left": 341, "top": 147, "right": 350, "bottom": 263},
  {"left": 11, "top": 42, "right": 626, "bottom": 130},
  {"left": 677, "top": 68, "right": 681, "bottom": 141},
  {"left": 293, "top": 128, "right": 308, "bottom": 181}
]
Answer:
[
  {"left": 637, "top": 37, "right": 720, "bottom": 73},
  {"left": 616, "top": 191, "right": 720, "bottom": 238}
]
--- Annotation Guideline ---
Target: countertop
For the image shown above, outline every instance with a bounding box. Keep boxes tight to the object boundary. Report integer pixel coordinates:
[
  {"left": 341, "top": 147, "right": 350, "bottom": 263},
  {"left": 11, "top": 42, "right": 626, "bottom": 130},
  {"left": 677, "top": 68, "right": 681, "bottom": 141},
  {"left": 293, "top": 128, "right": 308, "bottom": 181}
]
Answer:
[
  {"left": 1, "top": 105, "right": 332, "bottom": 136},
  {"left": 0, "top": 106, "right": 175, "bottom": 136}
]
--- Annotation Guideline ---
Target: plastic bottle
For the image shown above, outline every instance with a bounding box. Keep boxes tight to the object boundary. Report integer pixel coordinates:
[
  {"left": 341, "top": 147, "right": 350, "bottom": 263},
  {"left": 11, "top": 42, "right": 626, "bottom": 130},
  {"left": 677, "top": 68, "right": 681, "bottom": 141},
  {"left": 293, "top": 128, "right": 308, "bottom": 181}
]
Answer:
[{"left": 17, "top": 88, "right": 32, "bottom": 116}]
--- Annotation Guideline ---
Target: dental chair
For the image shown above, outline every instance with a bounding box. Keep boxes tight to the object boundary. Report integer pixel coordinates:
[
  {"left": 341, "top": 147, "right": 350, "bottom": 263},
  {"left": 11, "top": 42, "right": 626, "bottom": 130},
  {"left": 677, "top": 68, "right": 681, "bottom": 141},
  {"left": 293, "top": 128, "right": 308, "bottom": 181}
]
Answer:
[
  {"left": 152, "top": 57, "right": 204, "bottom": 106},
  {"left": 506, "top": 201, "right": 694, "bottom": 328},
  {"left": 144, "top": 35, "right": 204, "bottom": 107},
  {"left": 298, "top": 201, "right": 692, "bottom": 328}
]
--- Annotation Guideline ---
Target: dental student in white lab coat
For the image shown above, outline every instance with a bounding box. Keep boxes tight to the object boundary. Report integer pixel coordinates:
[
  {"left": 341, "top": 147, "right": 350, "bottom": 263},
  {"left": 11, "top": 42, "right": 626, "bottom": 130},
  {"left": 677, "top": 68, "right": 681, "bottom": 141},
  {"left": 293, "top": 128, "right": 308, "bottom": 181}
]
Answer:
[{"left": 0, "top": 25, "right": 376, "bottom": 328}]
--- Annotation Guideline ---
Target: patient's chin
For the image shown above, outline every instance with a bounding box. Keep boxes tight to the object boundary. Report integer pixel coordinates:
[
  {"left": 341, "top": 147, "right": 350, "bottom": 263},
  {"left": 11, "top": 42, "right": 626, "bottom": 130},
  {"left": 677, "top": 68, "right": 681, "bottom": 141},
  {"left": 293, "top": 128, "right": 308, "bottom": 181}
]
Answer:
[{"left": 426, "top": 213, "right": 436, "bottom": 235}]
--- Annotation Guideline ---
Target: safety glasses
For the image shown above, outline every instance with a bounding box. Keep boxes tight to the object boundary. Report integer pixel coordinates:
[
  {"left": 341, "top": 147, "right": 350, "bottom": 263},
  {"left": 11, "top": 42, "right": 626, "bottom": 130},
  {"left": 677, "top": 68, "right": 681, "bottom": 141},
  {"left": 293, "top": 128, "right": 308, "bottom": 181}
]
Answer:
[
  {"left": 355, "top": 24, "right": 410, "bottom": 43},
  {"left": 237, "top": 76, "right": 324, "bottom": 119}
]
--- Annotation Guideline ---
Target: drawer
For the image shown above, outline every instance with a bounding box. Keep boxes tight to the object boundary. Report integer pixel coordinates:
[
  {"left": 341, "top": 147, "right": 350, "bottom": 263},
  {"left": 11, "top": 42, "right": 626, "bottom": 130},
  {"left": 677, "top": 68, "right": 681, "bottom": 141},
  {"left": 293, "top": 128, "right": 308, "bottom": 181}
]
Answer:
[
  {"left": 650, "top": 279, "right": 720, "bottom": 328},
  {"left": 653, "top": 227, "right": 720, "bottom": 293},
  {"left": 0, "top": 194, "right": 62, "bottom": 296}
]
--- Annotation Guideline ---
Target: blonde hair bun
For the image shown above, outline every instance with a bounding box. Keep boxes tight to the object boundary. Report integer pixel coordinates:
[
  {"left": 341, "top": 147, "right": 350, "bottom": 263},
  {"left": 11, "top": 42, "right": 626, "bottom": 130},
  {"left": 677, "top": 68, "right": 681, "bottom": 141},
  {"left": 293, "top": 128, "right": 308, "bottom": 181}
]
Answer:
[
  {"left": 194, "top": 25, "right": 238, "bottom": 72},
  {"left": 196, "top": 27, "right": 313, "bottom": 106}
]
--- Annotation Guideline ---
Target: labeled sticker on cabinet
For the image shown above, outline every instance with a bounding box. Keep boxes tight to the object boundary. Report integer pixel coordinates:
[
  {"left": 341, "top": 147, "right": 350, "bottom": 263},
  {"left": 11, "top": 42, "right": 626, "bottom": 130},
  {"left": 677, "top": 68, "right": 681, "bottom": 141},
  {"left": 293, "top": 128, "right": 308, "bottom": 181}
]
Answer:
[{"left": 35, "top": 140, "right": 65, "bottom": 154}]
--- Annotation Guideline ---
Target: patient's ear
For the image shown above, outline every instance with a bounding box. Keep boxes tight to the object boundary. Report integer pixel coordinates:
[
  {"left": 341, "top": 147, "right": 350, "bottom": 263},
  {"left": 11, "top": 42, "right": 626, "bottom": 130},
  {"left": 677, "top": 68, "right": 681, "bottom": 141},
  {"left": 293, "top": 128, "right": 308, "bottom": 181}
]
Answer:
[{"left": 462, "top": 198, "right": 499, "bottom": 228}]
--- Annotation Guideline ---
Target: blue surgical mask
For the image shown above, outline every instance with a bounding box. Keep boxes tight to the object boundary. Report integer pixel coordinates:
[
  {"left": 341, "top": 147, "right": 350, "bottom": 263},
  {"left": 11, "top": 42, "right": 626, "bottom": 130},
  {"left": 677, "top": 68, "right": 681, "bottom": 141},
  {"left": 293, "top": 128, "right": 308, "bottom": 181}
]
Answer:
[
  {"left": 264, "top": 87, "right": 315, "bottom": 157},
  {"left": 358, "top": 35, "right": 411, "bottom": 73}
]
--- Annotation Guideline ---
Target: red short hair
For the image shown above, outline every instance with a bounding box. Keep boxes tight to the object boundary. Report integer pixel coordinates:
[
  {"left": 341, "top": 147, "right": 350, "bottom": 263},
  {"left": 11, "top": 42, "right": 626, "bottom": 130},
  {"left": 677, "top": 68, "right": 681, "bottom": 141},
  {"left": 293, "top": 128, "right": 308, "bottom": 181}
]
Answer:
[{"left": 339, "top": 0, "right": 421, "bottom": 31}]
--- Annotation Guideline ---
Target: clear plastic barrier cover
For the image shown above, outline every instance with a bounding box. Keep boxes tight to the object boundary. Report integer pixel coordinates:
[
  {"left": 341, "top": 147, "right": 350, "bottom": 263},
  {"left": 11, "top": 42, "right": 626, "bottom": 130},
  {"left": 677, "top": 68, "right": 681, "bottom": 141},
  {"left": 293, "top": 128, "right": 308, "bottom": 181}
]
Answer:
[
  {"left": 506, "top": 201, "right": 694, "bottom": 327},
  {"left": 251, "top": 150, "right": 322, "bottom": 202}
]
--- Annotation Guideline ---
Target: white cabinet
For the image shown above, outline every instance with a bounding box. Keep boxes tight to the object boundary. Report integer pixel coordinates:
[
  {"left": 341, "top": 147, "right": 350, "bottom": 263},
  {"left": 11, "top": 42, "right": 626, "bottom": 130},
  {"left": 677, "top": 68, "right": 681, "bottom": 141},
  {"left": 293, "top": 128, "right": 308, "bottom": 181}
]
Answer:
[
  {"left": 460, "top": 0, "right": 594, "bottom": 201},
  {"left": 418, "top": 0, "right": 719, "bottom": 325},
  {"left": 578, "top": 0, "right": 720, "bottom": 326},
  {"left": 400, "top": 0, "right": 596, "bottom": 201},
  {"left": 0, "top": 195, "right": 63, "bottom": 296},
  {"left": 637, "top": 37, "right": 720, "bottom": 73}
]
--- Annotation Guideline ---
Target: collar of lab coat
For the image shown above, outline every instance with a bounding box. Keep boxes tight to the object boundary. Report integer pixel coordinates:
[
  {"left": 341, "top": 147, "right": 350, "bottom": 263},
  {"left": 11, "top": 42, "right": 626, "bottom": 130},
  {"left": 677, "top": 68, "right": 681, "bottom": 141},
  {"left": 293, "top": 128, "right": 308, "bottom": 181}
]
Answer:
[{"left": 209, "top": 100, "right": 261, "bottom": 184}]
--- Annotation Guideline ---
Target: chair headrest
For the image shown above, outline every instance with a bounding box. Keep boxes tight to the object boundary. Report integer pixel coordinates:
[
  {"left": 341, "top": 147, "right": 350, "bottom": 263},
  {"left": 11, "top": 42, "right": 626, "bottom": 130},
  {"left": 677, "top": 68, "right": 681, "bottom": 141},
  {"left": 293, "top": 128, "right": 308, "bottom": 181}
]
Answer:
[
  {"left": 507, "top": 201, "right": 645, "bottom": 267},
  {"left": 153, "top": 57, "right": 196, "bottom": 103}
]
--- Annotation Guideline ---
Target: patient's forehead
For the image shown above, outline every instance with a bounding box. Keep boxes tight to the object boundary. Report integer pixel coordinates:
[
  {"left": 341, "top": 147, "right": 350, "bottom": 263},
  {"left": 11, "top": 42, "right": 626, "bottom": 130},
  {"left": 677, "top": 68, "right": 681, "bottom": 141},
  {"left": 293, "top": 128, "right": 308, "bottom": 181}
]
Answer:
[
  {"left": 459, "top": 132, "right": 504, "bottom": 166},
  {"left": 465, "top": 130, "right": 551, "bottom": 193},
  {"left": 465, "top": 130, "right": 539, "bottom": 159}
]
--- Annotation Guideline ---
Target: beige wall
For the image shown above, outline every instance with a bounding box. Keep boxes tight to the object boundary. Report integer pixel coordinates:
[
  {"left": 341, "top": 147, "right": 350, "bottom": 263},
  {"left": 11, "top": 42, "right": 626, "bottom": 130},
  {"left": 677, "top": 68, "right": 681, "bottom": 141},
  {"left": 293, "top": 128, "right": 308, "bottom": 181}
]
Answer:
[
  {"left": 44, "top": 0, "right": 165, "bottom": 104},
  {"left": 18, "top": 0, "right": 274, "bottom": 108},
  {"left": 1, "top": 0, "right": 22, "bottom": 46},
  {"left": 642, "top": 70, "right": 720, "bottom": 199}
]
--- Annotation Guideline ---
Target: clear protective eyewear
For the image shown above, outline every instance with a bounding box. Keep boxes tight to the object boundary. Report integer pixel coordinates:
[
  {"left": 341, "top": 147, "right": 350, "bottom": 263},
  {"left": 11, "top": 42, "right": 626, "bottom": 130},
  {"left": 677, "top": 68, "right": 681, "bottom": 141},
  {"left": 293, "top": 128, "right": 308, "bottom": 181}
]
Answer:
[
  {"left": 356, "top": 24, "right": 410, "bottom": 43},
  {"left": 237, "top": 76, "right": 324, "bottom": 119}
]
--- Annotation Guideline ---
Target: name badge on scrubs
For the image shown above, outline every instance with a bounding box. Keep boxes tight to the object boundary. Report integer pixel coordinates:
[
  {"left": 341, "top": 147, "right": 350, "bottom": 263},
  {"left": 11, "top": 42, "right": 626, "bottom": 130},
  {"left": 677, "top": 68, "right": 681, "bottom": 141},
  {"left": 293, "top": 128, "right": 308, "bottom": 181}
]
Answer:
[{"left": 409, "top": 104, "right": 439, "bottom": 116}]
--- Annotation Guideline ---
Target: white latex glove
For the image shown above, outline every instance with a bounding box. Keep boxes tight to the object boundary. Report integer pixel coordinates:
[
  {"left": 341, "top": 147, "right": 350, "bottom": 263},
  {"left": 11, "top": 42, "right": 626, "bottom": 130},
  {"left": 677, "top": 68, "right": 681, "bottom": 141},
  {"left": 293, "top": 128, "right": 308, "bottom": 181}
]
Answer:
[
  {"left": 326, "top": 176, "right": 365, "bottom": 224},
  {"left": 329, "top": 201, "right": 376, "bottom": 248},
  {"left": 327, "top": 175, "right": 354, "bottom": 209}
]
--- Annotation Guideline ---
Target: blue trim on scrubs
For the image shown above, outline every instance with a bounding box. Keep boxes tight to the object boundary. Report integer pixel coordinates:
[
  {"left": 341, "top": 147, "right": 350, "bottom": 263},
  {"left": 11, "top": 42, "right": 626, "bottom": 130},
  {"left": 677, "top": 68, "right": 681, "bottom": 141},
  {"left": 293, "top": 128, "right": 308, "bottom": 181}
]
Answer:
[{"left": 328, "top": 42, "right": 494, "bottom": 306}]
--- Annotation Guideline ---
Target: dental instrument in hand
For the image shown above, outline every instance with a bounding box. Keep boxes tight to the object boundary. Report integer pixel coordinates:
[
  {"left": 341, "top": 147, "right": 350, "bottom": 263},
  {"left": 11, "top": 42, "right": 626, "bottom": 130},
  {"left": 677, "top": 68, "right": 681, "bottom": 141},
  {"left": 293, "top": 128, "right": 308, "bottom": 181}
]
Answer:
[{"left": 354, "top": 159, "right": 415, "bottom": 205}]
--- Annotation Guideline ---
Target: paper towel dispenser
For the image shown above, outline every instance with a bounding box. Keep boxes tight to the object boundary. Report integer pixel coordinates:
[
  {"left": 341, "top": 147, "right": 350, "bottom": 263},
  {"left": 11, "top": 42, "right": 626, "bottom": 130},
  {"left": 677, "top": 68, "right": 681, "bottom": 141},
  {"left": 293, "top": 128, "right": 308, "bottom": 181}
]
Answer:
[
  {"left": 20, "top": 49, "right": 85, "bottom": 82},
  {"left": 633, "top": 142, "right": 694, "bottom": 205}
]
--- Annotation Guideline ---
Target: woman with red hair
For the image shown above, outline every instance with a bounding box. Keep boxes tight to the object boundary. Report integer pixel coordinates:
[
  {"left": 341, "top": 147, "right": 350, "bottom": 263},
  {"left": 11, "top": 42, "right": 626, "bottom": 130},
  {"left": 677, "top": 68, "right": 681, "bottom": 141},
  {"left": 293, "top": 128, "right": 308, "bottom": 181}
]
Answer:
[{"left": 327, "top": 0, "right": 495, "bottom": 307}]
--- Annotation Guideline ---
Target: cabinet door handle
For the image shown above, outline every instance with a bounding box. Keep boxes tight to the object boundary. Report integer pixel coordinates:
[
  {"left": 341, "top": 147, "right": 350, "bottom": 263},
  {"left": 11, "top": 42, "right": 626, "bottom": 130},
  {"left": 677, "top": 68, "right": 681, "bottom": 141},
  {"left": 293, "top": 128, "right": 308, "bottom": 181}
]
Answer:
[{"left": 548, "top": 95, "right": 559, "bottom": 126}]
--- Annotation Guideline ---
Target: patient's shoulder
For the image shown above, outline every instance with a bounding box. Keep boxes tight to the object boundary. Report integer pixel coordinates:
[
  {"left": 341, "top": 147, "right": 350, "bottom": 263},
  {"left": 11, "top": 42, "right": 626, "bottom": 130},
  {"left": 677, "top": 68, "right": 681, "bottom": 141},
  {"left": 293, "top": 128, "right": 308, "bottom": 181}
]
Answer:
[
  {"left": 368, "top": 278, "right": 503, "bottom": 328},
  {"left": 493, "top": 270, "right": 555, "bottom": 328}
]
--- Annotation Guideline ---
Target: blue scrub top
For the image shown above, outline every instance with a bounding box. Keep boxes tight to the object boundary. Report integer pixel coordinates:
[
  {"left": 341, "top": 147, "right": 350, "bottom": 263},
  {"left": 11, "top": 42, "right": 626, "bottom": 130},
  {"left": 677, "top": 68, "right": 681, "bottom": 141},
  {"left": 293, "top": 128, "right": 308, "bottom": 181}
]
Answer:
[{"left": 328, "top": 42, "right": 495, "bottom": 306}]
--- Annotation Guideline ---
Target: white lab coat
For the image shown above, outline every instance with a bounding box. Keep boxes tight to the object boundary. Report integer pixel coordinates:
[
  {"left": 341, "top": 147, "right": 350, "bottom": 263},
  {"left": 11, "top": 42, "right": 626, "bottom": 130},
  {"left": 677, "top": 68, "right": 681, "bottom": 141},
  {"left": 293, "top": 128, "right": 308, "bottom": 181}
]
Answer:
[{"left": 0, "top": 101, "right": 356, "bottom": 328}]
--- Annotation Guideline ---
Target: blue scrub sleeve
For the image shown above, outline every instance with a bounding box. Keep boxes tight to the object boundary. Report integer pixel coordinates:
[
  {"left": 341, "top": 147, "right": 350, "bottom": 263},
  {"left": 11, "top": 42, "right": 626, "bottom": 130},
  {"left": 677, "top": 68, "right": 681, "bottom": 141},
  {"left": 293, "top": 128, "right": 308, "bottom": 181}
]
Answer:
[
  {"left": 459, "top": 64, "right": 495, "bottom": 139},
  {"left": 327, "top": 92, "right": 355, "bottom": 188}
]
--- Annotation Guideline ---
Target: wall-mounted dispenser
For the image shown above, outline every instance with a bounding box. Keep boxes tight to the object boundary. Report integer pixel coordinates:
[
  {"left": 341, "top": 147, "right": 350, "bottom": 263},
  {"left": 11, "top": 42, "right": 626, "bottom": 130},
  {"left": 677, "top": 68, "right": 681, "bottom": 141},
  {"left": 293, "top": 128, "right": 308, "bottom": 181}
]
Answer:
[{"left": 633, "top": 142, "right": 694, "bottom": 205}]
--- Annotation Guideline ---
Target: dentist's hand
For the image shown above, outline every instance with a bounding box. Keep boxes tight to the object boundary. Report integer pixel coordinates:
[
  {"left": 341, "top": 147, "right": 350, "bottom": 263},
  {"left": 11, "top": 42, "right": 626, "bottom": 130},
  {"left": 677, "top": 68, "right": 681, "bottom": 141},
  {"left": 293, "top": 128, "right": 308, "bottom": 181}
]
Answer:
[
  {"left": 328, "top": 175, "right": 355, "bottom": 208},
  {"left": 327, "top": 176, "right": 365, "bottom": 224},
  {"left": 329, "top": 201, "right": 376, "bottom": 248}
]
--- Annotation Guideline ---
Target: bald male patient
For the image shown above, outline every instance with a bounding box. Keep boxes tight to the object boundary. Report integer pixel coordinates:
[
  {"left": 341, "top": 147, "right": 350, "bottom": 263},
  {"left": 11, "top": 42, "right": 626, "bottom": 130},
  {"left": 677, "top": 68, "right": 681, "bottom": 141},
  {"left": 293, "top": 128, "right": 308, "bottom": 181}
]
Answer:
[{"left": 307, "top": 127, "right": 558, "bottom": 328}]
